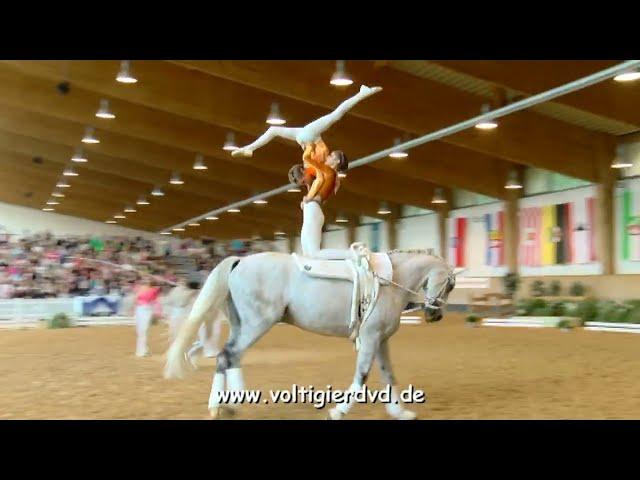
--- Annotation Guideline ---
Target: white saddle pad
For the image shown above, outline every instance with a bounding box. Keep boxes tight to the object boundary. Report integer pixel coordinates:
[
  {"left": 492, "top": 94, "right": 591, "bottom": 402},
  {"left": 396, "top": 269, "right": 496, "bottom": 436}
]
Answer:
[{"left": 291, "top": 252, "right": 393, "bottom": 284}]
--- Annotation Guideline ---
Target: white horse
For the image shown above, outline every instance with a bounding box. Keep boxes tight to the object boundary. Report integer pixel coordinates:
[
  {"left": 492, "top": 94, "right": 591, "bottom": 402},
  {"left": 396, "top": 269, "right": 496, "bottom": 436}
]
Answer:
[{"left": 164, "top": 249, "right": 456, "bottom": 420}]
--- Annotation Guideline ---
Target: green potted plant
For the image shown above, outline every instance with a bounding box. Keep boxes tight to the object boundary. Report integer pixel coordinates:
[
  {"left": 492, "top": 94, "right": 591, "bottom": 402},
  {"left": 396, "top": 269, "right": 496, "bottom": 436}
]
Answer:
[
  {"left": 502, "top": 272, "right": 520, "bottom": 299},
  {"left": 569, "top": 282, "right": 586, "bottom": 297},
  {"left": 557, "top": 319, "right": 573, "bottom": 332},
  {"left": 465, "top": 314, "right": 481, "bottom": 327},
  {"left": 530, "top": 280, "right": 546, "bottom": 297},
  {"left": 46, "top": 313, "right": 71, "bottom": 329},
  {"left": 549, "top": 281, "right": 562, "bottom": 297}
]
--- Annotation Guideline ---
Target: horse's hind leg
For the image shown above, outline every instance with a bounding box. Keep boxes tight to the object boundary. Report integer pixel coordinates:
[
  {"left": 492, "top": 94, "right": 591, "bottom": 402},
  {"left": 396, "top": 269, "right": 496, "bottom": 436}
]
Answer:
[
  {"left": 328, "top": 332, "right": 380, "bottom": 420},
  {"left": 208, "top": 296, "right": 278, "bottom": 418},
  {"left": 376, "top": 339, "right": 417, "bottom": 420}
]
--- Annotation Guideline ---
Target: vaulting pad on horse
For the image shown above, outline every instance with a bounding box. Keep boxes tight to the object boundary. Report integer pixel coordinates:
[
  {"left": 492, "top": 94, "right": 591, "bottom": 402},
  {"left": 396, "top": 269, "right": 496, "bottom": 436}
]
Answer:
[
  {"left": 292, "top": 244, "right": 392, "bottom": 347},
  {"left": 291, "top": 250, "right": 393, "bottom": 284}
]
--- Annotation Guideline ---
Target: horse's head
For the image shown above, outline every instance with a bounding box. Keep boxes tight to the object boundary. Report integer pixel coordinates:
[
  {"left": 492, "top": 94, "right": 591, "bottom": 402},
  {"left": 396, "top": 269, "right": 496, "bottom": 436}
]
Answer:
[{"left": 421, "top": 261, "right": 456, "bottom": 322}]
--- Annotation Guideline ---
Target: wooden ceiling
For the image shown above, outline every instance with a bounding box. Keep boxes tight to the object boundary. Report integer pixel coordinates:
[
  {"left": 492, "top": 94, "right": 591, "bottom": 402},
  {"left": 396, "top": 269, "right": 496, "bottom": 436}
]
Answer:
[{"left": 0, "top": 60, "right": 634, "bottom": 240}]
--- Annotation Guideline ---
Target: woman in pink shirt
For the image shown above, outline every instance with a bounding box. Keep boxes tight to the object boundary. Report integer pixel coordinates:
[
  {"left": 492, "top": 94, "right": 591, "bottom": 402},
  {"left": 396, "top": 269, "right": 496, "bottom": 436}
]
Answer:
[{"left": 132, "top": 276, "right": 162, "bottom": 357}]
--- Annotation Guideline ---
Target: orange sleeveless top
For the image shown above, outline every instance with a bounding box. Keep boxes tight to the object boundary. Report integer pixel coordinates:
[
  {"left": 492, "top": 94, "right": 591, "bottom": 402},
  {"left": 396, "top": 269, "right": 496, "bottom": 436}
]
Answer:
[{"left": 303, "top": 164, "right": 337, "bottom": 202}]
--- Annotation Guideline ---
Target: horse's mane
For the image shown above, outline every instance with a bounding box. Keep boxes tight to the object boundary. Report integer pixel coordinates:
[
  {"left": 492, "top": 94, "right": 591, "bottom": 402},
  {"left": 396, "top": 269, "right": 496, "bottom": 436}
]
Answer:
[{"left": 386, "top": 248, "right": 444, "bottom": 261}]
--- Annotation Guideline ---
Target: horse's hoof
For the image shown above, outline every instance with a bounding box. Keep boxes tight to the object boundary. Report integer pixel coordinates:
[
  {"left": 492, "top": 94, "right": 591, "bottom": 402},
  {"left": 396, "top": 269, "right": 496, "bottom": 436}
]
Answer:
[
  {"left": 394, "top": 409, "right": 418, "bottom": 420},
  {"left": 209, "top": 407, "right": 221, "bottom": 419},
  {"left": 327, "top": 408, "right": 343, "bottom": 420}
]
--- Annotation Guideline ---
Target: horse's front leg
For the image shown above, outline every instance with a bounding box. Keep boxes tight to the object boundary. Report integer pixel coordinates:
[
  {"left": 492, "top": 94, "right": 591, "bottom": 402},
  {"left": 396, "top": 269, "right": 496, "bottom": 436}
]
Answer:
[
  {"left": 376, "top": 339, "right": 417, "bottom": 420},
  {"left": 328, "top": 334, "right": 379, "bottom": 420}
]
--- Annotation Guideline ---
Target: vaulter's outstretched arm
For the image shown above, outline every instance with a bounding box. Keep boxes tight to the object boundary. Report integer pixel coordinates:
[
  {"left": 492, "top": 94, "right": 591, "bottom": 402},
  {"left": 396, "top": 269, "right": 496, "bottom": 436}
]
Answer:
[{"left": 232, "top": 85, "right": 382, "bottom": 158}]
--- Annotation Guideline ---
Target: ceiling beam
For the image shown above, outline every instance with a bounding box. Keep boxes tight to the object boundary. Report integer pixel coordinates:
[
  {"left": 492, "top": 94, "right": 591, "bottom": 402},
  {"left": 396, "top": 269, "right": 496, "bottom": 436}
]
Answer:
[
  {"left": 172, "top": 60, "right": 612, "bottom": 182},
  {"left": 0, "top": 63, "right": 430, "bottom": 213},
  {"left": 431, "top": 60, "right": 639, "bottom": 128}
]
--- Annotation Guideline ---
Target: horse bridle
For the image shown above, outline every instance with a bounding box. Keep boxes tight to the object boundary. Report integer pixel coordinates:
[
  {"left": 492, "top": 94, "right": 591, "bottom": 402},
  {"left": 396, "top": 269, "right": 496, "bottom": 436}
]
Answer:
[
  {"left": 423, "top": 271, "right": 455, "bottom": 311},
  {"left": 375, "top": 270, "right": 455, "bottom": 312}
]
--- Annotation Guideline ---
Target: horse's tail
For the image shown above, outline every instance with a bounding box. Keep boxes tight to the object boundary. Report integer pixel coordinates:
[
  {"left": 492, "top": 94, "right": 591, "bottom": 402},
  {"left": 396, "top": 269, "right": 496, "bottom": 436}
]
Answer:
[{"left": 164, "top": 256, "right": 240, "bottom": 380}]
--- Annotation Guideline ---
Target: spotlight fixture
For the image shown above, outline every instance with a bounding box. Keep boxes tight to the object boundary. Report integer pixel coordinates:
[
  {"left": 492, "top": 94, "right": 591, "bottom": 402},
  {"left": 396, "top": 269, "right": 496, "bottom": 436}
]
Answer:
[
  {"left": 63, "top": 166, "right": 78, "bottom": 177},
  {"left": 614, "top": 69, "right": 640, "bottom": 82},
  {"left": 71, "top": 147, "right": 87, "bottom": 163},
  {"left": 227, "top": 208, "right": 241, "bottom": 213},
  {"left": 431, "top": 187, "right": 448, "bottom": 204},
  {"left": 81, "top": 126, "right": 100, "bottom": 144},
  {"left": 504, "top": 170, "right": 523, "bottom": 190},
  {"left": 95, "top": 99, "right": 116, "bottom": 119},
  {"left": 330, "top": 60, "right": 354, "bottom": 86},
  {"left": 266, "top": 102, "right": 286, "bottom": 125},
  {"left": 124, "top": 205, "right": 137, "bottom": 213},
  {"left": 193, "top": 154, "right": 208, "bottom": 170},
  {"left": 116, "top": 60, "right": 138, "bottom": 84},
  {"left": 56, "top": 178, "right": 71, "bottom": 188},
  {"left": 136, "top": 195, "right": 150, "bottom": 205},
  {"left": 205, "top": 216, "right": 219, "bottom": 221},
  {"left": 377, "top": 202, "right": 392, "bottom": 215},
  {"left": 611, "top": 144, "right": 633, "bottom": 169},
  {"left": 475, "top": 104, "right": 498, "bottom": 130},
  {"left": 51, "top": 191, "right": 65, "bottom": 198},
  {"left": 253, "top": 195, "right": 268, "bottom": 205},
  {"left": 222, "top": 132, "right": 239, "bottom": 151},
  {"left": 169, "top": 172, "right": 184, "bottom": 185},
  {"left": 389, "top": 137, "right": 409, "bottom": 159},
  {"left": 151, "top": 186, "right": 165, "bottom": 196}
]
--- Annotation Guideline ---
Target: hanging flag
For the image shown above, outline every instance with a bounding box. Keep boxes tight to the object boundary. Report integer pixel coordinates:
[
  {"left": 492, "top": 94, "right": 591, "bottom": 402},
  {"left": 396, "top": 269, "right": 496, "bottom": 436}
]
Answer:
[
  {"left": 520, "top": 206, "right": 542, "bottom": 267},
  {"left": 484, "top": 211, "right": 504, "bottom": 267},
  {"left": 622, "top": 189, "right": 640, "bottom": 262},
  {"left": 448, "top": 217, "right": 467, "bottom": 267}
]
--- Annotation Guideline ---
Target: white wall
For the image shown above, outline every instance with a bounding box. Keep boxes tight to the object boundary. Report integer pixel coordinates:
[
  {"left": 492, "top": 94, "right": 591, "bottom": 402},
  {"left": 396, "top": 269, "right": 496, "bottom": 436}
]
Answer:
[
  {"left": 396, "top": 214, "right": 440, "bottom": 253},
  {"left": 0, "top": 202, "right": 163, "bottom": 241}
]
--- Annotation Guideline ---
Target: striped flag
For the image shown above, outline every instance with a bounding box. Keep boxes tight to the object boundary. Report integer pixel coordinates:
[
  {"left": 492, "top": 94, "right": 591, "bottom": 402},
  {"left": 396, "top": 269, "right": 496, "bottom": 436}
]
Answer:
[
  {"left": 622, "top": 189, "right": 640, "bottom": 262},
  {"left": 520, "top": 206, "right": 542, "bottom": 266},
  {"left": 519, "top": 197, "right": 596, "bottom": 266},
  {"left": 448, "top": 217, "right": 467, "bottom": 267},
  {"left": 484, "top": 211, "right": 504, "bottom": 266}
]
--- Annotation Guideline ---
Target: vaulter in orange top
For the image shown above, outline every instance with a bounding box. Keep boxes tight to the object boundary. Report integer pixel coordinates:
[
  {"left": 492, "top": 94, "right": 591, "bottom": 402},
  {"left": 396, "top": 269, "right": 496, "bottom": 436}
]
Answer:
[{"left": 234, "top": 85, "right": 383, "bottom": 259}]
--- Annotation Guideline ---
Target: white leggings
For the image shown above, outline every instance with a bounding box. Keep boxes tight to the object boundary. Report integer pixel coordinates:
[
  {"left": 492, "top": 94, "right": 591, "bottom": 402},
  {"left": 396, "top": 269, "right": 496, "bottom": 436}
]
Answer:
[
  {"left": 236, "top": 85, "right": 381, "bottom": 153},
  {"left": 135, "top": 304, "right": 153, "bottom": 356},
  {"left": 301, "top": 201, "right": 350, "bottom": 260}
]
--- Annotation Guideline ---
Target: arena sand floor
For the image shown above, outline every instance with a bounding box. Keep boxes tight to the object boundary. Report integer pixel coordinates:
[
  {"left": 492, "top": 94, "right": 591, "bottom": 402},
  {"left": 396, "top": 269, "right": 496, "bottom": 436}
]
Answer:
[{"left": 1, "top": 313, "right": 639, "bottom": 420}]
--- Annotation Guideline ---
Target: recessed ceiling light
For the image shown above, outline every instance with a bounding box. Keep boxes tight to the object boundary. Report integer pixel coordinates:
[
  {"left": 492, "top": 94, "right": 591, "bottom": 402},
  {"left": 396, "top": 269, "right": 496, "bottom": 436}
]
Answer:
[
  {"left": 193, "top": 154, "right": 208, "bottom": 170},
  {"left": 151, "top": 186, "right": 164, "bottom": 196},
  {"left": 330, "top": 60, "right": 354, "bottom": 86},
  {"left": 124, "top": 205, "right": 137, "bottom": 213},
  {"left": 95, "top": 99, "right": 116, "bottom": 119},
  {"left": 205, "top": 216, "right": 219, "bottom": 221},
  {"left": 173, "top": 227, "right": 186, "bottom": 232},
  {"left": 227, "top": 208, "right": 241, "bottom": 213},
  {"left": 223, "top": 132, "right": 239, "bottom": 151},
  {"left": 81, "top": 126, "right": 100, "bottom": 144},
  {"left": 116, "top": 60, "right": 138, "bottom": 84},
  {"left": 42, "top": 207, "right": 55, "bottom": 212},
  {"left": 614, "top": 69, "right": 640, "bottom": 82},
  {"left": 114, "top": 214, "right": 126, "bottom": 219},
  {"left": 71, "top": 147, "right": 87, "bottom": 163},
  {"left": 51, "top": 191, "right": 65, "bottom": 198},
  {"left": 169, "top": 172, "right": 184, "bottom": 185},
  {"left": 136, "top": 196, "right": 150, "bottom": 205},
  {"left": 188, "top": 223, "right": 201, "bottom": 227},
  {"left": 266, "top": 102, "right": 286, "bottom": 125},
  {"left": 475, "top": 104, "right": 498, "bottom": 130},
  {"left": 105, "top": 220, "right": 117, "bottom": 224},
  {"left": 63, "top": 167, "right": 78, "bottom": 177}
]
